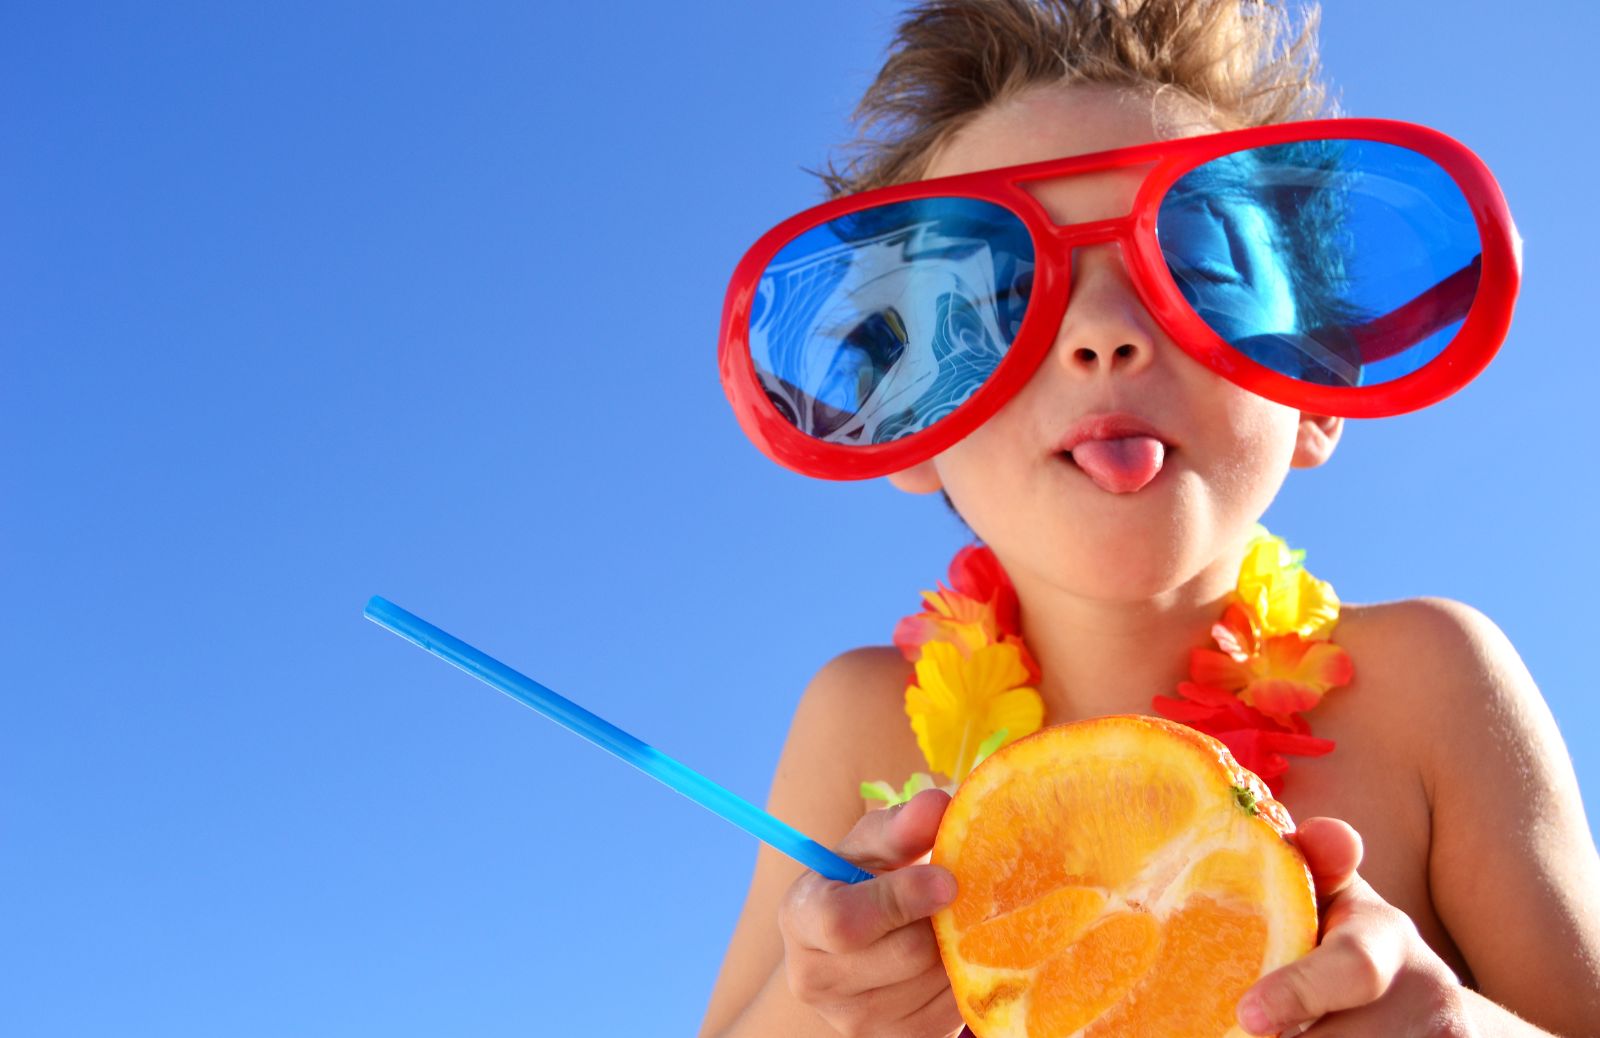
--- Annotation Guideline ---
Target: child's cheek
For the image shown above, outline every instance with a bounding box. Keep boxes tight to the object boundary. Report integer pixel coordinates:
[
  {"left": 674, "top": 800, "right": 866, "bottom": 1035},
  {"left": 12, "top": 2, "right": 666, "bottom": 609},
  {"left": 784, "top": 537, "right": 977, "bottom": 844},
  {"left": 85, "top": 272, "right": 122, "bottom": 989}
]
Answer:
[{"left": 1201, "top": 400, "right": 1301, "bottom": 514}]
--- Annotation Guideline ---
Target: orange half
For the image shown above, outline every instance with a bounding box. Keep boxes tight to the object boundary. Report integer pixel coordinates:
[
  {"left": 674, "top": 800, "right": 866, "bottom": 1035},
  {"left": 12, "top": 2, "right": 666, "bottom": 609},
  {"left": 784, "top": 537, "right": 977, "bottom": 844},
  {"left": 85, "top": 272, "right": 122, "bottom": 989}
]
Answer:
[{"left": 932, "top": 715, "right": 1316, "bottom": 1038}]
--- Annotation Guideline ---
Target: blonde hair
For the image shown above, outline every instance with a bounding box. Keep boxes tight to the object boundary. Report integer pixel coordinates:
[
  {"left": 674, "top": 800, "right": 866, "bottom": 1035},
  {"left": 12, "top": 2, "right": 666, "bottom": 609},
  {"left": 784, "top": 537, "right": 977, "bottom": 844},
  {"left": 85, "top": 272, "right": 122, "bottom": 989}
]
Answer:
[{"left": 818, "top": 0, "right": 1333, "bottom": 197}]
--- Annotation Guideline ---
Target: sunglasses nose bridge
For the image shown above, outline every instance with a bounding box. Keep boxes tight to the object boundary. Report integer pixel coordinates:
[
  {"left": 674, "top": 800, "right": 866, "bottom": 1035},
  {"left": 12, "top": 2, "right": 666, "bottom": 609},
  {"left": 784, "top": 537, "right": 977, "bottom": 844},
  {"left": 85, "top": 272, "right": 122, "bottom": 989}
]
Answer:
[{"left": 1043, "top": 216, "right": 1136, "bottom": 248}]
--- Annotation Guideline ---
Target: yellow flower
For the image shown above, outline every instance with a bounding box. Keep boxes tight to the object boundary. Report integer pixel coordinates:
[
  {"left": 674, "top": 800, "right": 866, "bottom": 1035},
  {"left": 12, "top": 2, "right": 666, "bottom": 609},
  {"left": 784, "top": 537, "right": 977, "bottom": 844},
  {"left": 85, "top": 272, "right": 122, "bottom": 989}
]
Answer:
[
  {"left": 1236, "top": 533, "right": 1340, "bottom": 640},
  {"left": 904, "top": 640, "right": 1043, "bottom": 783}
]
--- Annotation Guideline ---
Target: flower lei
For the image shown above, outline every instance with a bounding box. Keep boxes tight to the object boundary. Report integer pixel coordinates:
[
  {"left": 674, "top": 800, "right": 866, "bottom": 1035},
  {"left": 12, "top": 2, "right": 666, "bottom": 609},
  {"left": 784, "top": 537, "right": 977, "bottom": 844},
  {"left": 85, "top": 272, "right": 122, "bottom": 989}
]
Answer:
[{"left": 860, "top": 527, "right": 1351, "bottom": 804}]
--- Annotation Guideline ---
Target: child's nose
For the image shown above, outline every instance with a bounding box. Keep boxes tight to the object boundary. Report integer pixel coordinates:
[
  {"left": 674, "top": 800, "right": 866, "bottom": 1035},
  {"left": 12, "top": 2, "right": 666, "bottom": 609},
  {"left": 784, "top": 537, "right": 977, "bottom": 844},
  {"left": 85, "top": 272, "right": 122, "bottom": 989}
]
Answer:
[{"left": 1049, "top": 244, "right": 1158, "bottom": 380}]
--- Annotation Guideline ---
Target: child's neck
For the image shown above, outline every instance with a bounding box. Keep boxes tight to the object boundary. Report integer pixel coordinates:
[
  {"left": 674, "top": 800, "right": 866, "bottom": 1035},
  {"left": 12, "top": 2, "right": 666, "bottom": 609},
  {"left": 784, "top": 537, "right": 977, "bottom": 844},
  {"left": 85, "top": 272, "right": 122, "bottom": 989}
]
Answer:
[{"left": 1008, "top": 548, "right": 1244, "bottom": 723}]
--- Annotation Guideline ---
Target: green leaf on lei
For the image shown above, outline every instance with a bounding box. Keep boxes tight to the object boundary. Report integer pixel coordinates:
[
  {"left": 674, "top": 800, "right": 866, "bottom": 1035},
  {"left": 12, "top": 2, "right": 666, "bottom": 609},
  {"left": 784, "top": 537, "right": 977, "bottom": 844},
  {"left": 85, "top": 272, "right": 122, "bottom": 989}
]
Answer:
[
  {"left": 969, "top": 728, "right": 1010, "bottom": 772},
  {"left": 860, "top": 771, "right": 942, "bottom": 807},
  {"left": 859, "top": 780, "right": 899, "bottom": 804}
]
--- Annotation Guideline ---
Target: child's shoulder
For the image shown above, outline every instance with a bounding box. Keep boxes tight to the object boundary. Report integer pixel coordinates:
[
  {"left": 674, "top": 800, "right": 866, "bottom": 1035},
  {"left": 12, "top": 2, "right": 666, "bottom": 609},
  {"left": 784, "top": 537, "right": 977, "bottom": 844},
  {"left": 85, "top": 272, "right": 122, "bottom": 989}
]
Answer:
[
  {"left": 1328, "top": 598, "right": 1600, "bottom": 1007},
  {"left": 766, "top": 646, "right": 925, "bottom": 839},
  {"left": 788, "top": 645, "right": 923, "bottom": 768},
  {"left": 1332, "top": 595, "right": 1538, "bottom": 743},
  {"left": 1336, "top": 595, "right": 1518, "bottom": 673},
  {"left": 1317, "top": 595, "right": 1553, "bottom": 785}
]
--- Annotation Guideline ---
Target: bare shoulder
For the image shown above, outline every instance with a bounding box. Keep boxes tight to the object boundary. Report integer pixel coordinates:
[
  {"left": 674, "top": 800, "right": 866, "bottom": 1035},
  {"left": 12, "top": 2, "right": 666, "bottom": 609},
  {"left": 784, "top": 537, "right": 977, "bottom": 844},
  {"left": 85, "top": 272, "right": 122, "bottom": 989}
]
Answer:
[
  {"left": 1336, "top": 597, "right": 1600, "bottom": 1029},
  {"left": 1330, "top": 595, "right": 1569, "bottom": 820},
  {"left": 1336, "top": 592, "right": 1579, "bottom": 822},
  {"left": 1333, "top": 595, "right": 1517, "bottom": 683},
  {"left": 793, "top": 644, "right": 911, "bottom": 725},
  {"left": 772, "top": 645, "right": 926, "bottom": 831},
  {"left": 1330, "top": 597, "right": 1534, "bottom": 739}
]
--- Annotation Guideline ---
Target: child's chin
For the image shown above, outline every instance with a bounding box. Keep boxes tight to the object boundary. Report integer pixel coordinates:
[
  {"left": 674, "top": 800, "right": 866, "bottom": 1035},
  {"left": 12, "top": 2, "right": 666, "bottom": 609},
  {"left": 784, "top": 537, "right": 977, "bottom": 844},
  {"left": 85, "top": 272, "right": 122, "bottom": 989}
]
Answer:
[
  {"left": 1040, "top": 520, "right": 1205, "bottom": 599},
  {"left": 1074, "top": 559, "right": 1195, "bottom": 603}
]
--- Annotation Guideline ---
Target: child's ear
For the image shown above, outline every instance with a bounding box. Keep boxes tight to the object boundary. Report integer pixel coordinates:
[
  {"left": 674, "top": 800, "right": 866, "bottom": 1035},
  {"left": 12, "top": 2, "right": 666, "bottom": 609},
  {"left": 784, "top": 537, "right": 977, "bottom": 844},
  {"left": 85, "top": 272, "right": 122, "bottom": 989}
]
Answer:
[
  {"left": 1291, "top": 412, "right": 1343, "bottom": 469},
  {"left": 886, "top": 460, "right": 944, "bottom": 494}
]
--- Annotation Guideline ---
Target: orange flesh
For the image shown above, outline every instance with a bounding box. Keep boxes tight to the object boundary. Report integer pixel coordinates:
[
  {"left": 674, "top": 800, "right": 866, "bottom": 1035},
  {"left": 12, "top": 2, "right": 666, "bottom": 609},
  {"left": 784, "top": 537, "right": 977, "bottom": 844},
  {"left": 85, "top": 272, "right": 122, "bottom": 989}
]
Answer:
[
  {"left": 1028, "top": 912, "right": 1159, "bottom": 1038},
  {"left": 1082, "top": 899, "right": 1269, "bottom": 1038},
  {"left": 951, "top": 755, "right": 1199, "bottom": 928},
  {"left": 933, "top": 716, "right": 1317, "bottom": 1038},
  {"left": 958, "top": 886, "right": 1108, "bottom": 970}
]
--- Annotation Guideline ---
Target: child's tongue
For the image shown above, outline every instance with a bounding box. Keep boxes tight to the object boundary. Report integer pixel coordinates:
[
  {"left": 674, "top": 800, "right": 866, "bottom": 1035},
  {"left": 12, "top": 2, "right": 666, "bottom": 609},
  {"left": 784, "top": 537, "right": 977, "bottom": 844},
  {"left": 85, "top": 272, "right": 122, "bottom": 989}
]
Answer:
[{"left": 1069, "top": 436, "right": 1165, "bottom": 494}]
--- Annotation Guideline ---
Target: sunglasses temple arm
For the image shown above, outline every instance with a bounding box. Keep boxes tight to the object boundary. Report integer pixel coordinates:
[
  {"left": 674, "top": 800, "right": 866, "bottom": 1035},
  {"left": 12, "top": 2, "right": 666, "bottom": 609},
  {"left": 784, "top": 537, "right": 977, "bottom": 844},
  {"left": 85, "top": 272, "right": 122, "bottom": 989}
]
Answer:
[
  {"left": 1343, "top": 256, "right": 1481, "bottom": 364},
  {"left": 362, "top": 596, "right": 876, "bottom": 885}
]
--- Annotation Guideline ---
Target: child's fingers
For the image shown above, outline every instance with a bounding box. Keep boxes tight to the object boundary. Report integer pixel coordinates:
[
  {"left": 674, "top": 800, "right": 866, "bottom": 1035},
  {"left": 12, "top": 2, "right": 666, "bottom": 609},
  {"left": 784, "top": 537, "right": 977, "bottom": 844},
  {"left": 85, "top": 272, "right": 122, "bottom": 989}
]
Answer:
[
  {"left": 775, "top": 787, "right": 962, "bottom": 1030},
  {"left": 883, "top": 975, "right": 965, "bottom": 1038},
  {"left": 787, "top": 928, "right": 949, "bottom": 1009},
  {"left": 836, "top": 788, "right": 952, "bottom": 872},
  {"left": 847, "top": 906, "right": 949, "bottom": 985},
  {"left": 784, "top": 862, "right": 957, "bottom": 955},
  {"left": 1291, "top": 816, "right": 1365, "bottom": 903},
  {"left": 1234, "top": 876, "right": 1409, "bottom": 1035},
  {"left": 791, "top": 787, "right": 953, "bottom": 952},
  {"left": 790, "top": 956, "right": 963, "bottom": 1038}
]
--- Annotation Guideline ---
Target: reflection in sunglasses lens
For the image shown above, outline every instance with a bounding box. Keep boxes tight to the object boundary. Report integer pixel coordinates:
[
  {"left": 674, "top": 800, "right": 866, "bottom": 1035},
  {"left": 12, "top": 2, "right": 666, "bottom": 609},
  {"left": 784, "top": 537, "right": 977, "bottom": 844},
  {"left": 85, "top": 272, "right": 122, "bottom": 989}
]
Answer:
[
  {"left": 1157, "top": 139, "right": 1481, "bottom": 388},
  {"left": 749, "top": 198, "right": 1035, "bottom": 444}
]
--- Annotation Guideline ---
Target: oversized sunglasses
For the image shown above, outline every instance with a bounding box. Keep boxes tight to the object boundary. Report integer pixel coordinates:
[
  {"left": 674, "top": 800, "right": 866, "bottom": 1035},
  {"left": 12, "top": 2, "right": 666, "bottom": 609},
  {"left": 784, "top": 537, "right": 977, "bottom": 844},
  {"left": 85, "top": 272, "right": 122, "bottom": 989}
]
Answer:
[{"left": 718, "top": 118, "right": 1520, "bottom": 480}]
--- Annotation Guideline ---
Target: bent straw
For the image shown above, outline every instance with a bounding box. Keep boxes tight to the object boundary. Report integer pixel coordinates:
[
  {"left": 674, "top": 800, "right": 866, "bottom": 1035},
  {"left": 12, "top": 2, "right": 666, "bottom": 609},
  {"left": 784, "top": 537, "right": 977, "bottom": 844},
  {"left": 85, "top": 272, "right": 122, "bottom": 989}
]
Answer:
[{"left": 364, "top": 596, "right": 874, "bottom": 885}]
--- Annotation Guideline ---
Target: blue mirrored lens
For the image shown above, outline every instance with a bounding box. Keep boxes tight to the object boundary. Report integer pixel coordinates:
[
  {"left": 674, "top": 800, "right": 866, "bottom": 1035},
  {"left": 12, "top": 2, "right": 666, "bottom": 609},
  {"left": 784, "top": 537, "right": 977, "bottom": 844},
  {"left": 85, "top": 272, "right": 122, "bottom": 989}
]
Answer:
[
  {"left": 749, "top": 198, "right": 1034, "bottom": 444},
  {"left": 1157, "top": 140, "right": 1481, "bottom": 388}
]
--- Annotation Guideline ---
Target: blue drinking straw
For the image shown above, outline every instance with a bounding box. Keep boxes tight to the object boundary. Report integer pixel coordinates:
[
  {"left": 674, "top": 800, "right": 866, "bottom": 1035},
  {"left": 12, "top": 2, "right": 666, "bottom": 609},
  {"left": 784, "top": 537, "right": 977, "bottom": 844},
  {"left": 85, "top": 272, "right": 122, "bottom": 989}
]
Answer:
[{"left": 364, "top": 596, "right": 874, "bottom": 885}]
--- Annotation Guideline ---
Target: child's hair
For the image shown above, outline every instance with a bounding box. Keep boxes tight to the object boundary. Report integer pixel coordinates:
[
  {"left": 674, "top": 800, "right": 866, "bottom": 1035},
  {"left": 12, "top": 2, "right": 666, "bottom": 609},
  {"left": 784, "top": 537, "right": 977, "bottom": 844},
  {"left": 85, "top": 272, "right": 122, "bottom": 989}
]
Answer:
[{"left": 818, "top": 0, "right": 1334, "bottom": 199}]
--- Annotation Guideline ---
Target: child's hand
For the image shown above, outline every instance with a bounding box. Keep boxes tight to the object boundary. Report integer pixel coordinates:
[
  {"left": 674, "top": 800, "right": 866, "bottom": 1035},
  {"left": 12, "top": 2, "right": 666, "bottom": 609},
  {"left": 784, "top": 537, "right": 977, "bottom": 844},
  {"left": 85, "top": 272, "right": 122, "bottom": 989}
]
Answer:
[
  {"left": 1236, "top": 817, "right": 1465, "bottom": 1036},
  {"left": 777, "top": 788, "right": 966, "bottom": 1038}
]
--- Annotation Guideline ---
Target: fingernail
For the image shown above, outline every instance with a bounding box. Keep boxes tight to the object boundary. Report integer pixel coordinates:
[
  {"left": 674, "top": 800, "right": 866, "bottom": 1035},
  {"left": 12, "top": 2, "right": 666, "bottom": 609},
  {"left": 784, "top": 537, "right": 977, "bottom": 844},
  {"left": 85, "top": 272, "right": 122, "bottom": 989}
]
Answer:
[
  {"left": 930, "top": 871, "right": 957, "bottom": 906},
  {"left": 1237, "top": 996, "right": 1272, "bottom": 1036}
]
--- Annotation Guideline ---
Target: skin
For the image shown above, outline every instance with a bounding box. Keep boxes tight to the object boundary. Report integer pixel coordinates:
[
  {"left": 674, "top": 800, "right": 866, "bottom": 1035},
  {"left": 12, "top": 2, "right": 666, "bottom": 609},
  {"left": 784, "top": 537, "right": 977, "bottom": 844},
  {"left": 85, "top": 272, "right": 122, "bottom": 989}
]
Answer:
[{"left": 701, "top": 83, "right": 1600, "bottom": 1038}]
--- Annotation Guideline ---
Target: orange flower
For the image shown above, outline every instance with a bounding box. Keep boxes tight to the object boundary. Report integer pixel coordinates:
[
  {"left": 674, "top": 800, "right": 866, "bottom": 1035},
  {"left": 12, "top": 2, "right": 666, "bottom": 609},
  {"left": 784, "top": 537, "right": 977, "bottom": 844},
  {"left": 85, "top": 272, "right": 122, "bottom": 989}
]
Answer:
[
  {"left": 1151, "top": 528, "right": 1352, "bottom": 791},
  {"left": 893, "top": 585, "right": 1004, "bottom": 659},
  {"left": 864, "top": 544, "right": 1045, "bottom": 802},
  {"left": 892, "top": 545, "right": 1039, "bottom": 681},
  {"left": 1190, "top": 604, "right": 1352, "bottom": 724},
  {"left": 945, "top": 543, "right": 1021, "bottom": 633}
]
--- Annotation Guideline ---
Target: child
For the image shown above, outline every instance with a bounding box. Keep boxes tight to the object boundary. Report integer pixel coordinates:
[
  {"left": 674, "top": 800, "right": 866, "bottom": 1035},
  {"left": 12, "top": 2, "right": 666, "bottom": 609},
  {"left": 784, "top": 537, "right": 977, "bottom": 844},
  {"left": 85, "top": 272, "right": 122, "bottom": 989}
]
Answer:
[{"left": 700, "top": 1, "right": 1600, "bottom": 1035}]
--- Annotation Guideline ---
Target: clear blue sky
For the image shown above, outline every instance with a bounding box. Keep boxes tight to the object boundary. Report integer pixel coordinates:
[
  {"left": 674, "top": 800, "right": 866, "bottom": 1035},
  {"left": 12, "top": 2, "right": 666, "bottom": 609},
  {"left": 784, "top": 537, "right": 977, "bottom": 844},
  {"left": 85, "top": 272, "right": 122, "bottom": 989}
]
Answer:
[{"left": 5, "top": 3, "right": 1596, "bottom": 1034}]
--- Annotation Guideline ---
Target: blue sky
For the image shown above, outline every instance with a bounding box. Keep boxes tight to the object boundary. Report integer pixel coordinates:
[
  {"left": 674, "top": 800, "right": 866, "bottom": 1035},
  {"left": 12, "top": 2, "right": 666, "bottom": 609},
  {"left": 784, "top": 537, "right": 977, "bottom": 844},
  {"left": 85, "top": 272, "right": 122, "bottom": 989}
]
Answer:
[{"left": 4, "top": 2, "right": 1597, "bottom": 1034}]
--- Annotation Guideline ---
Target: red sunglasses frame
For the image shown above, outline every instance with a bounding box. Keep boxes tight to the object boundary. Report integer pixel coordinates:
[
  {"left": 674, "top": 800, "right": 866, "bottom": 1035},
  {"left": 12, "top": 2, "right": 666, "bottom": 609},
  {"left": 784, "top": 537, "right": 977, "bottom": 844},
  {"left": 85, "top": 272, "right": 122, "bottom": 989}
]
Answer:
[{"left": 718, "top": 118, "right": 1520, "bottom": 481}]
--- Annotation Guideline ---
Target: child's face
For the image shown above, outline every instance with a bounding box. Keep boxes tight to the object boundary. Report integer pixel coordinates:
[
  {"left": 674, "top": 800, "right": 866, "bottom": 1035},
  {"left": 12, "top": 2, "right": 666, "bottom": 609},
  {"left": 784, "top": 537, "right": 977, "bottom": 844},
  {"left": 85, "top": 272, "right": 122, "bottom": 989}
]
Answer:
[{"left": 889, "top": 82, "right": 1340, "bottom": 601}]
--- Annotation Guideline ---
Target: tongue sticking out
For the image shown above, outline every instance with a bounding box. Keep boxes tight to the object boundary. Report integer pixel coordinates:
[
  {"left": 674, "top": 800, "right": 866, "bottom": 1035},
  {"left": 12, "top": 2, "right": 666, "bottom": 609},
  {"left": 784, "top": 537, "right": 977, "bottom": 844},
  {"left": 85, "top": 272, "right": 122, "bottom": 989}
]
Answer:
[{"left": 1069, "top": 436, "right": 1166, "bottom": 494}]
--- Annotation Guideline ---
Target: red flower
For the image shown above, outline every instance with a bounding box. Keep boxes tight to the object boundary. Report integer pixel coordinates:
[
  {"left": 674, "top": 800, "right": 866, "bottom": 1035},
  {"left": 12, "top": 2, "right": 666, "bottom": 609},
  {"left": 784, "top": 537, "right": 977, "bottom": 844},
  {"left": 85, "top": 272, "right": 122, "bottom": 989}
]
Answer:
[
  {"left": 947, "top": 544, "right": 1021, "bottom": 634},
  {"left": 1151, "top": 683, "right": 1335, "bottom": 793}
]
